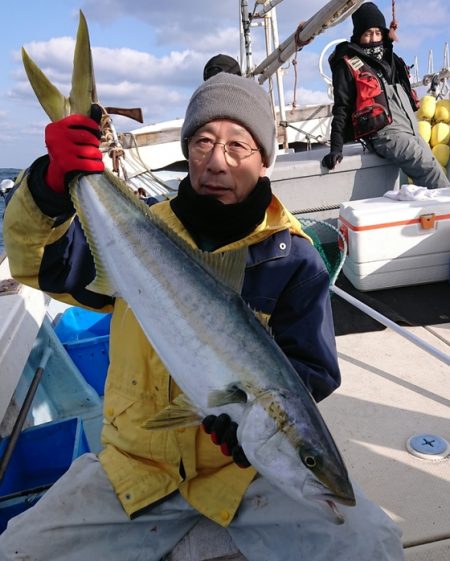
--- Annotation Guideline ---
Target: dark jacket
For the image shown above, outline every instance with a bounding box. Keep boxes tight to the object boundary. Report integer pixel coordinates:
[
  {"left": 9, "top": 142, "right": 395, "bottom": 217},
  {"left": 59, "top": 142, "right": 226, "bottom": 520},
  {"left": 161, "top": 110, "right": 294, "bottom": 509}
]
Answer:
[{"left": 329, "top": 40, "right": 418, "bottom": 153}]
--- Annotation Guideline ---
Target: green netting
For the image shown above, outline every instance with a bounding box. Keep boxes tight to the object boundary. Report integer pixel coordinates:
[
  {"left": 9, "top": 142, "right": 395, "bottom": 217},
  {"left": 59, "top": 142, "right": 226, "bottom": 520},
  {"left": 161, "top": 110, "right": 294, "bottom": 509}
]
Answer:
[{"left": 295, "top": 216, "right": 347, "bottom": 288}]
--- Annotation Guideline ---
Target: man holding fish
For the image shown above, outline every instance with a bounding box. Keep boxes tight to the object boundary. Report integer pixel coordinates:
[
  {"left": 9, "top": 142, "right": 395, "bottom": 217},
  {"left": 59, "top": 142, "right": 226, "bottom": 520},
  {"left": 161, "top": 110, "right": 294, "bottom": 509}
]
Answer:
[{"left": 1, "top": 70, "right": 404, "bottom": 560}]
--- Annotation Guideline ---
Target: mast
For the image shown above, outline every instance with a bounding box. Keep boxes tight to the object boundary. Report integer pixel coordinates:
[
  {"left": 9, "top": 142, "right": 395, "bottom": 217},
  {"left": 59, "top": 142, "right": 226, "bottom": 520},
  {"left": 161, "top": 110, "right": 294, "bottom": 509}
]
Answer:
[
  {"left": 269, "top": 6, "right": 289, "bottom": 149},
  {"left": 240, "top": 0, "right": 253, "bottom": 74}
]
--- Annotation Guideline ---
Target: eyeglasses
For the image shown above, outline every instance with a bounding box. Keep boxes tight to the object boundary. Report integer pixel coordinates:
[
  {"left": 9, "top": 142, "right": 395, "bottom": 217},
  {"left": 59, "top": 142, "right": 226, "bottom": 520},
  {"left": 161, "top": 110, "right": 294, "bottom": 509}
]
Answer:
[{"left": 187, "top": 136, "right": 260, "bottom": 167}]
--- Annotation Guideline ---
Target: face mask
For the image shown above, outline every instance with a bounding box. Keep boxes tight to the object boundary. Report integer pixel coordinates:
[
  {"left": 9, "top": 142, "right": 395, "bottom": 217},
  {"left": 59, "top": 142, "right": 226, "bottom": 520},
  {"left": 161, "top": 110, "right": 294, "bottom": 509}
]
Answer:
[{"left": 361, "top": 40, "right": 384, "bottom": 61}]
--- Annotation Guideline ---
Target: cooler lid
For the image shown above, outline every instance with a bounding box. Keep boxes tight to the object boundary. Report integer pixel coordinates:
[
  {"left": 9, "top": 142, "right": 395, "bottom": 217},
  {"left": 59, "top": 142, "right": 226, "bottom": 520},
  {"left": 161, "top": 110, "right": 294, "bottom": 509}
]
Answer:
[{"left": 339, "top": 195, "right": 450, "bottom": 228}]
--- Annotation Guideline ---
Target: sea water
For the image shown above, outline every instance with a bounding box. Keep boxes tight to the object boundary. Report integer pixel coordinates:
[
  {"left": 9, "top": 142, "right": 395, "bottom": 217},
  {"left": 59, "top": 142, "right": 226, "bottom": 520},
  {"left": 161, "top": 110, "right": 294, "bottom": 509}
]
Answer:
[{"left": 0, "top": 168, "right": 20, "bottom": 255}]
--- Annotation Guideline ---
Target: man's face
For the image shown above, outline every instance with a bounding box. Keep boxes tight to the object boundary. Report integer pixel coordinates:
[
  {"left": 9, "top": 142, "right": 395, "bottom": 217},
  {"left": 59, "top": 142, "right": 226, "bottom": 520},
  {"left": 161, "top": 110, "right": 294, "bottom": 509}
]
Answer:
[
  {"left": 359, "top": 27, "right": 383, "bottom": 44},
  {"left": 187, "top": 119, "right": 267, "bottom": 205}
]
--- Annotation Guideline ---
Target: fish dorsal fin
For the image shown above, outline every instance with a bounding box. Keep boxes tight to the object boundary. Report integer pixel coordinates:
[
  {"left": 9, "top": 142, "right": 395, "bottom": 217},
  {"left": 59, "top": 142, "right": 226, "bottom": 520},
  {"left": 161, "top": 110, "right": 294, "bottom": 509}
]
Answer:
[{"left": 149, "top": 209, "right": 249, "bottom": 294}]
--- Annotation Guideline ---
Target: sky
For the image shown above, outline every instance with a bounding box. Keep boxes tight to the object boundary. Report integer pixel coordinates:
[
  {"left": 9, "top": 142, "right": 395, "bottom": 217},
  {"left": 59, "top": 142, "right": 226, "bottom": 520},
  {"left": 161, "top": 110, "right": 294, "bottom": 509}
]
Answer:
[{"left": 0, "top": 0, "right": 449, "bottom": 169}]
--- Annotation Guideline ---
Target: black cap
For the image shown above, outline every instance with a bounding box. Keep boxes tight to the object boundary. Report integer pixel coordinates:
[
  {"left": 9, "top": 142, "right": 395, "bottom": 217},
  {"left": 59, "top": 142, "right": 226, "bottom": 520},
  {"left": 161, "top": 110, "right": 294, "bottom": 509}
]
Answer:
[
  {"left": 203, "top": 54, "right": 242, "bottom": 81},
  {"left": 351, "top": 2, "right": 388, "bottom": 43}
]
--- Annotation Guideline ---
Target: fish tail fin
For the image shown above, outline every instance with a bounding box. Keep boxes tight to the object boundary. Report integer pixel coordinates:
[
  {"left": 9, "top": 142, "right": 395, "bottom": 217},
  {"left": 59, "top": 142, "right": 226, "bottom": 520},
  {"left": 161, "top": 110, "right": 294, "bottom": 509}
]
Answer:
[
  {"left": 22, "top": 10, "right": 94, "bottom": 121},
  {"left": 22, "top": 47, "right": 69, "bottom": 122},
  {"left": 70, "top": 10, "right": 96, "bottom": 114}
]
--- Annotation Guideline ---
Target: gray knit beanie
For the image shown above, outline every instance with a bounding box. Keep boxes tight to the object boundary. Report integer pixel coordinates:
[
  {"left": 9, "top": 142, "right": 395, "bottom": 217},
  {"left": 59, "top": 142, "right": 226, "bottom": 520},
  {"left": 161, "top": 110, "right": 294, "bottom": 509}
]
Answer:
[{"left": 181, "top": 73, "right": 276, "bottom": 166}]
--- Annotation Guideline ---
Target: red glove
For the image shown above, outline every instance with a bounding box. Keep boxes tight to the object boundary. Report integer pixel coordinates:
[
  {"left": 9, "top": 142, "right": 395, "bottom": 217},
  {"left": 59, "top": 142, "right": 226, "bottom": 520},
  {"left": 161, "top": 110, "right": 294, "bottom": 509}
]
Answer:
[
  {"left": 44, "top": 114, "right": 104, "bottom": 193},
  {"left": 202, "top": 413, "right": 251, "bottom": 468}
]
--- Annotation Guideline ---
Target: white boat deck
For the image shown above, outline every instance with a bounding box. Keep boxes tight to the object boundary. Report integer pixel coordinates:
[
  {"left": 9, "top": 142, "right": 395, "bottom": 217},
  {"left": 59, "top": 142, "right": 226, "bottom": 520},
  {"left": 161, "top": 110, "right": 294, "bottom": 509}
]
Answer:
[
  {"left": 170, "top": 319, "right": 450, "bottom": 561},
  {"left": 322, "top": 322, "right": 450, "bottom": 560}
]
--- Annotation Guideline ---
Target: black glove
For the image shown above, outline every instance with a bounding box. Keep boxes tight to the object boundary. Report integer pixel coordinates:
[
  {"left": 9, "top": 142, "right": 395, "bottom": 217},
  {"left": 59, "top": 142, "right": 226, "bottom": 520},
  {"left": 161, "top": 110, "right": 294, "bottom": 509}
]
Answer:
[
  {"left": 202, "top": 413, "right": 251, "bottom": 468},
  {"left": 321, "top": 151, "right": 343, "bottom": 170}
]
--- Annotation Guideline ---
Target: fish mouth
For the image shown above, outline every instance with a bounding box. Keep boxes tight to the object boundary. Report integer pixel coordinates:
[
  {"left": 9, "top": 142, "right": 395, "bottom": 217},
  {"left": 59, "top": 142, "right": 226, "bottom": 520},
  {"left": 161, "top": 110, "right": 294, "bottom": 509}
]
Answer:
[
  {"left": 302, "top": 478, "right": 356, "bottom": 525},
  {"left": 303, "top": 475, "right": 356, "bottom": 507}
]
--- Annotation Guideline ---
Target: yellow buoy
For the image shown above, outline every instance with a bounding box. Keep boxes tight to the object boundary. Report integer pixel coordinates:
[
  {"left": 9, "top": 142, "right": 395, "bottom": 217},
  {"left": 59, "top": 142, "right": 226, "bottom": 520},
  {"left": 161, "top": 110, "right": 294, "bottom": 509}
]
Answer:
[
  {"left": 430, "top": 122, "right": 450, "bottom": 147},
  {"left": 419, "top": 95, "right": 437, "bottom": 120},
  {"left": 432, "top": 143, "right": 450, "bottom": 167},
  {"left": 434, "top": 100, "right": 450, "bottom": 124},
  {"left": 417, "top": 120, "right": 432, "bottom": 143}
]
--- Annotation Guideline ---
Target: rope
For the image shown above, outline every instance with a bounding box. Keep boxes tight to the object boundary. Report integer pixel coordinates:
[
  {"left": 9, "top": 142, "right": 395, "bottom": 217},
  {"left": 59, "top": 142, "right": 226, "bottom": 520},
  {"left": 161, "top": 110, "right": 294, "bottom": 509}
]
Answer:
[
  {"left": 294, "top": 21, "right": 313, "bottom": 50},
  {"left": 389, "top": 0, "right": 399, "bottom": 42},
  {"left": 291, "top": 58, "right": 299, "bottom": 108},
  {"left": 290, "top": 21, "right": 312, "bottom": 109},
  {"left": 99, "top": 109, "right": 128, "bottom": 180}
]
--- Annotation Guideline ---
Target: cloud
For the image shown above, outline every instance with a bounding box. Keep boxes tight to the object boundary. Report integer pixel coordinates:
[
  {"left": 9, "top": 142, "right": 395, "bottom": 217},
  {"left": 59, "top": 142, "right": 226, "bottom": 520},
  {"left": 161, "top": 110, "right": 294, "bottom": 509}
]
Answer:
[
  {"left": 80, "top": 0, "right": 235, "bottom": 28},
  {"left": 401, "top": 0, "right": 450, "bottom": 26}
]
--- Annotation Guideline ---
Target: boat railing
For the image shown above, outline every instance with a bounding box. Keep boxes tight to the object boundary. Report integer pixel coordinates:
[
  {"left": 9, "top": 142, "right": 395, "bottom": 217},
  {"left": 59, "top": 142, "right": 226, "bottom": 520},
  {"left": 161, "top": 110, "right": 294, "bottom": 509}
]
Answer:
[{"left": 411, "top": 42, "right": 449, "bottom": 97}]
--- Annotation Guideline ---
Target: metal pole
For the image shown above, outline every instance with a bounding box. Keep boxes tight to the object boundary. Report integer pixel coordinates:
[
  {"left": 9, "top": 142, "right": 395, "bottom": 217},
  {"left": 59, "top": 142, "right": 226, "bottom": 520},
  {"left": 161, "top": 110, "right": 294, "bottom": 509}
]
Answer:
[
  {"left": 0, "top": 347, "right": 53, "bottom": 482},
  {"left": 270, "top": 6, "right": 289, "bottom": 150},
  {"left": 330, "top": 285, "right": 450, "bottom": 367}
]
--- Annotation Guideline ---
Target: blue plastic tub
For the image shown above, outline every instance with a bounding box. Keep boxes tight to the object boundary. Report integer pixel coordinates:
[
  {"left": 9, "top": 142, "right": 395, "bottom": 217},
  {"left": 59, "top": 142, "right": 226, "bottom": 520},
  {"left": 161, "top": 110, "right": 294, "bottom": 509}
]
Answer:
[
  {"left": 0, "top": 417, "right": 90, "bottom": 533},
  {"left": 54, "top": 308, "right": 112, "bottom": 396}
]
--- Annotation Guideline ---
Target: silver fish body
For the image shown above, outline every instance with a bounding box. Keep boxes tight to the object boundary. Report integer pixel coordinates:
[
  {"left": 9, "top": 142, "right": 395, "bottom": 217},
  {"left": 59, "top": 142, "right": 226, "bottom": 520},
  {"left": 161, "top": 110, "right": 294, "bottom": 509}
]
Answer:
[{"left": 72, "top": 173, "right": 355, "bottom": 511}]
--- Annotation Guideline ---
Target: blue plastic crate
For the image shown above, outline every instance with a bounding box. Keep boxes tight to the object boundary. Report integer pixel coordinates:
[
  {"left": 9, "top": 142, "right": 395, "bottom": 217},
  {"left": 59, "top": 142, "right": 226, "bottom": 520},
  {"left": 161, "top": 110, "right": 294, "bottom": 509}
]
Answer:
[
  {"left": 54, "top": 307, "right": 111, "bottom": 396},
  {"left": 0, "top": 417, "right": 90, "bottom": 533},
  {"left": 54, "top": 307, "right": 111, "bottom": 342}
]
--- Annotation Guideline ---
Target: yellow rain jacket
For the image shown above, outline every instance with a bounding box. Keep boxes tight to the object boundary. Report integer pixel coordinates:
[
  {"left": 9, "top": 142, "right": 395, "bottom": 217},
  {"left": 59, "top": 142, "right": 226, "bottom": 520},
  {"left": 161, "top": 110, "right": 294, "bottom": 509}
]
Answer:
[{"left": 4, "top": 169, "right": 325, "bottom": 527}]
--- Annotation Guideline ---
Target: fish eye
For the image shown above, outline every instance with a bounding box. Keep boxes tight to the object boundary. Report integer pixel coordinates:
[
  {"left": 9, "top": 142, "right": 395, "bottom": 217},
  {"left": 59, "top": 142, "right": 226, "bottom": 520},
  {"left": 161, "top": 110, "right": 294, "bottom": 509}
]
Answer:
[
  {"left": 303, "top": 455, "right": 317, "bottom": 468},
  {"left": 299, "top": 446, "right": 320, "bottom": 469}
]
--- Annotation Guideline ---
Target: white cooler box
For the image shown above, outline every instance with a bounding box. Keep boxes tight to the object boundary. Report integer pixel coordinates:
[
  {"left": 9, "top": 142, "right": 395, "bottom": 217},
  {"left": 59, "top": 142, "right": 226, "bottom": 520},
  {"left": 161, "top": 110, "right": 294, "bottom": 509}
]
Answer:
[{"left": 338, "top": 194, "right": 450, "bottom": 291}]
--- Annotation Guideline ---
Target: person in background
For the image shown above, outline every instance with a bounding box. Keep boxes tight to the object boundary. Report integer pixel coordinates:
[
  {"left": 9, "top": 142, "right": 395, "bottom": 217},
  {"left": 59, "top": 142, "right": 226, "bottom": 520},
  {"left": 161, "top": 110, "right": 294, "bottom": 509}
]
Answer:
[
  {"left": 0, "top": 179, "right": 15, "bottom": 196},
  {"left": 321, "top": 1, "right": 450, "bottom": 190},
  {"left": 203, "top": 53, "right": 242, "bottom": 81},
  {"left": 1, "top": 72, "right": 404, "bottom": 561}
]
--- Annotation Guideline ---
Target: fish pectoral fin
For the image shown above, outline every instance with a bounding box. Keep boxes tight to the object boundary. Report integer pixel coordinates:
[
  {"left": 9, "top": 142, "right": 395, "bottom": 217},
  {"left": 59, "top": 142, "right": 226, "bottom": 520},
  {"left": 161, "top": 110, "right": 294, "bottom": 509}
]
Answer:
[
  {"left": 142, "top": 396, "right": 202, "bottom": 430},
  {"left": 207, "top": 384, "right": 248, "bottom": 407}
]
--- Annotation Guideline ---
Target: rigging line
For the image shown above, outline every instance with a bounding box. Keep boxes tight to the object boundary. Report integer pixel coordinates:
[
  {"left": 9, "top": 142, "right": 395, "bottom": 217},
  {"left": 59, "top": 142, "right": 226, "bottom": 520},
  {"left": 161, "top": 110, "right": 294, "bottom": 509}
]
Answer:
[{"left": 389, "top": 0, "right": 399, "bottom": 42}]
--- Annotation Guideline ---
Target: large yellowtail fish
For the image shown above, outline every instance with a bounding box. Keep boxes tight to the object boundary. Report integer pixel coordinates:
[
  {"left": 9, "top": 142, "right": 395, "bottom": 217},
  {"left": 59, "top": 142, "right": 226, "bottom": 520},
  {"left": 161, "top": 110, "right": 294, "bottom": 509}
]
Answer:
[{"left": 22, "top": 12, "right": 355, "bottom": 518}]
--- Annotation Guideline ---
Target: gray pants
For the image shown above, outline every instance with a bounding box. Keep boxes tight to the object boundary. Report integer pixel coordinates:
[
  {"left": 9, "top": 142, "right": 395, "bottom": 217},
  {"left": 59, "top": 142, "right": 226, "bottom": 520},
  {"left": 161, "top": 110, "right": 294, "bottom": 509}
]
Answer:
[
  {"left": 0, "top": 453, "right": 404, "bottom": 561},
  {"left": 369, "top": 130, "right": 450, "bottom": 189}
]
